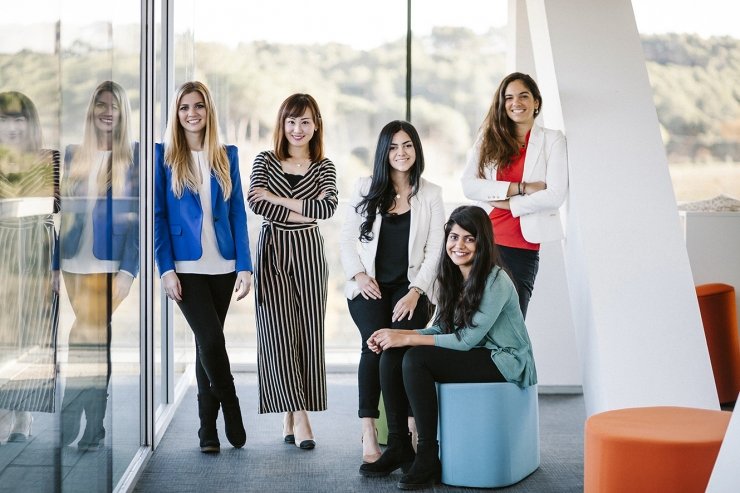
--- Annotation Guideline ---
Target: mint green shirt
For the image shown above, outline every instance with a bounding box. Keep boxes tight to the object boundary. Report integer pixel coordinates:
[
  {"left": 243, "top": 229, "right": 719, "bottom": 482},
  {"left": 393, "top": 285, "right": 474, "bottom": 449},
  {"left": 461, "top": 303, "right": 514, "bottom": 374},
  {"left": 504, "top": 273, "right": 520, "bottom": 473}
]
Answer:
[{"left": 418, "top": 267, "right": 537, "bottom": 387}]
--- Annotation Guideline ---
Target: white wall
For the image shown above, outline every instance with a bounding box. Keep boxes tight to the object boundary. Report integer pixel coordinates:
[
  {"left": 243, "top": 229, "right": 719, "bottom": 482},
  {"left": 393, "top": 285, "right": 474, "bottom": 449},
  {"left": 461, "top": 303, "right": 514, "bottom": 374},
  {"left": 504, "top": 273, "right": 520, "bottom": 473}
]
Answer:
[{"left": 521, "top": 0, "right": 718, "bottom": 415}]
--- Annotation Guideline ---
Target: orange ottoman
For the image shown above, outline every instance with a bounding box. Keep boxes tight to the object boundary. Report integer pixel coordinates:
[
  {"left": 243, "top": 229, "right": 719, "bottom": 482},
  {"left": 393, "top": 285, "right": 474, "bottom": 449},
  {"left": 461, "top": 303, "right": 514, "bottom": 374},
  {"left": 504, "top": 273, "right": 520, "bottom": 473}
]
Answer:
[
  {"left": 584, "top": 407, "right": 731, "bottom": 493},
  {"left": 696, "top": 283, "right": 740, "bottom": 403}
]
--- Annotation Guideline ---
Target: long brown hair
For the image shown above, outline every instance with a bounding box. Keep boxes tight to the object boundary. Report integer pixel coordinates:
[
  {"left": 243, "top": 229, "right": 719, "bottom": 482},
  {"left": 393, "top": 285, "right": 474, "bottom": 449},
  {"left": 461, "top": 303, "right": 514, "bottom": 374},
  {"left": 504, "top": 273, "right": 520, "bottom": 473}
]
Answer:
[
  {"left": 272, "top": 93, "right": 324, "bottom": 162},
  {"left": 477, "top": 72, "right": 542, "bottom": 176},
  {"left": 164, "top": 81, "right": 231, "bottom": 198}
]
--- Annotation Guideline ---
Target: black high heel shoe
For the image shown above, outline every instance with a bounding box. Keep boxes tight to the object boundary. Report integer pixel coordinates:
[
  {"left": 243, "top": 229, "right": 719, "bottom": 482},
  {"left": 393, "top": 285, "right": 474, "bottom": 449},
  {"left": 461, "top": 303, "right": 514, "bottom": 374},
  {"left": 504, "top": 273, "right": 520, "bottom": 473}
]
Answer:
[{"left": 397, "top": 442, "right": 441, "bottom": 490}]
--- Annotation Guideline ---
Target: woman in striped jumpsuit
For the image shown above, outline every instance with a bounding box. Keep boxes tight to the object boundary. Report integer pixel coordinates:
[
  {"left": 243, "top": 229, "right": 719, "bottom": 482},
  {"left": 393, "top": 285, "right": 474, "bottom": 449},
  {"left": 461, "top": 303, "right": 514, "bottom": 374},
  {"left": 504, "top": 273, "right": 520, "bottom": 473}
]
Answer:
[{"left": 248, "top": 94, "right": 337, "bottom": 450}]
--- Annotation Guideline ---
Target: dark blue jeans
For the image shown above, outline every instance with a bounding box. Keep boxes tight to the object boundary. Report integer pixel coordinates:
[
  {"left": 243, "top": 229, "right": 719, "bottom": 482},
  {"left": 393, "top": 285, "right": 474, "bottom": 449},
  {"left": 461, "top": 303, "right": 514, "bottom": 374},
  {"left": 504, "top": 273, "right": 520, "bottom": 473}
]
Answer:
[{"left": 497, "top": 245, "right": 540, "bottom": 319}]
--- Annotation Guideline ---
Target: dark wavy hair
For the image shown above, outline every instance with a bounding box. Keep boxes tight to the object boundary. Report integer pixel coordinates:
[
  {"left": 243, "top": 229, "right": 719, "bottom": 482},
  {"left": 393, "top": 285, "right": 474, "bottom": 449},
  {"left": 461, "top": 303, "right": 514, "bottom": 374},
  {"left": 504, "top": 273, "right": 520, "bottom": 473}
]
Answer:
[
  {"left": 477, "top": 72, "right": 542, "bottom": 176},
  {"left": 355, "top": 120, "right": 425, "bottom": 242},
  {"left": 434, "top": 206, "right": 506, "bottom": 337}
]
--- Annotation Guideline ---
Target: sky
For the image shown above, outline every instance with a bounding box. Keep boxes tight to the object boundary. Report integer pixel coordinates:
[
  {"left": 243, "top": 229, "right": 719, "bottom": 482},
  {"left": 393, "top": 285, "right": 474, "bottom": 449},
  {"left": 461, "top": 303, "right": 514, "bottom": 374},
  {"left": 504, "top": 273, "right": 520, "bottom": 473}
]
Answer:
[{"left": 2, "top": 0, "right": 740, "bottom": 51}]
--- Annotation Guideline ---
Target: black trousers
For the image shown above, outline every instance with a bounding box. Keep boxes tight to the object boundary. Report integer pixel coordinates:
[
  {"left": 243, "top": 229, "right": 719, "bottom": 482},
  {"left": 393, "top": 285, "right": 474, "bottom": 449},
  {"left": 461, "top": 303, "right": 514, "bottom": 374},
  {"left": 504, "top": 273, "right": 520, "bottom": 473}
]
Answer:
[
  {"left": 177, "top": 272, "right": 237, "bottom": 402},
  {"left": 497, "top": 245, "right": 539, "bottom": 319},
  {"left": 348, "top": 282, "right": 432, "bottom": 418},
  {"left": 380, "top": 346, "right": 505, "bottom": 444}
]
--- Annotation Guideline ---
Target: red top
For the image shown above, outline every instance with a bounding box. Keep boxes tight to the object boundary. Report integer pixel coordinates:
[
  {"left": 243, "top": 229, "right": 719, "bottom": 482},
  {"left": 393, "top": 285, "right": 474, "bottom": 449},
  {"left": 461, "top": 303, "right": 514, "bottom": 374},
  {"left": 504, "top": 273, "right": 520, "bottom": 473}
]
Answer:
[{"left": 489, "top": 131, "right": 539, "bottom": 251}]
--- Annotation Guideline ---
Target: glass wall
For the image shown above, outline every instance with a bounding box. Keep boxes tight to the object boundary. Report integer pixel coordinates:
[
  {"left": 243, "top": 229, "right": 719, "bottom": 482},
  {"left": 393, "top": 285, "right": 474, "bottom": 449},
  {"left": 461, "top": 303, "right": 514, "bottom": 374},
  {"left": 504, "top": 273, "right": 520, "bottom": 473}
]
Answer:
[
  {"left": 633, "top": 0, "right": 740, "bottom": 202},
  {"left": 0, "top": 0, "right": 142, "bottom": 490}
]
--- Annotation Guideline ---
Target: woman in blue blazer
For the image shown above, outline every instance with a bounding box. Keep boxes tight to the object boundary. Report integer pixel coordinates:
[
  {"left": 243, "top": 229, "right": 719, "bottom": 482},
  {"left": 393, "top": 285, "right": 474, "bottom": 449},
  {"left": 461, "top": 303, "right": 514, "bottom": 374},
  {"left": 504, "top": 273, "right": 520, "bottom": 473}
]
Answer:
[
  {"left": 154, "top": 81, "right": 251, "bottom": 454},
  {"left": 52, "top": 81, "right": 139, "bottom": 451}
]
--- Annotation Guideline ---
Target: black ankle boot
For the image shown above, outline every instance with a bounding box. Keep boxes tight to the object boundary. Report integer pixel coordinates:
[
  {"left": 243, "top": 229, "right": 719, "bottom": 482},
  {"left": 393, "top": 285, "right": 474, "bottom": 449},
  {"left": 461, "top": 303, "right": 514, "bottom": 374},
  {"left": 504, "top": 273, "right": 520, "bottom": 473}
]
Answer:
[
  {"left": 397, "top": 442, "right": 441, "bottom": 490},
  {"left": 359, "top": 432, "right": 415, "bottom": 478},
  {"left": 217, "top": 385, "right": 246, "bottom": 448},
  {"left": 197, "top": 393, "right": 220, "bottom": 453}
]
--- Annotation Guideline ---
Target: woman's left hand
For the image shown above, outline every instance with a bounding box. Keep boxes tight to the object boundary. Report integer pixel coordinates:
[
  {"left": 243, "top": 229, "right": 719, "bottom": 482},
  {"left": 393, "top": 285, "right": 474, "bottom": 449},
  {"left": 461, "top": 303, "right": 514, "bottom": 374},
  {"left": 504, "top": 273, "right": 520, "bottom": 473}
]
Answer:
[
  {"left": 392, "top": 289, "right": 420, "bottom": 322},
  {"left": 234, "top": 271, "right": 252, "bottom": 300},
  {"left": 113, "top": 271, "right": 134, "bottom": 301},
  {"left": 367, "top": 329, "right": 416, "bottom": 353},
  {"left": 248, "top": 187, "right": 277, "bottom": 204}
]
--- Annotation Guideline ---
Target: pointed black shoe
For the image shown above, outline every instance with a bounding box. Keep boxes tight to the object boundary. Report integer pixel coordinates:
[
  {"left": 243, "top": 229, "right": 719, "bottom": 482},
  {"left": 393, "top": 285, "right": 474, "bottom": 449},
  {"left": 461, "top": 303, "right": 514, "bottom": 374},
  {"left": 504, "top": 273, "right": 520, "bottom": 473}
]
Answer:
[
  {"left": 197, "top": 394, "right": 220, "bottom": 453},
  {"left": 359, "top": 432, "right": 415, "bottom": 478},
  {"left": 397, "top": 442, "right": 442, "bottom": 490}
]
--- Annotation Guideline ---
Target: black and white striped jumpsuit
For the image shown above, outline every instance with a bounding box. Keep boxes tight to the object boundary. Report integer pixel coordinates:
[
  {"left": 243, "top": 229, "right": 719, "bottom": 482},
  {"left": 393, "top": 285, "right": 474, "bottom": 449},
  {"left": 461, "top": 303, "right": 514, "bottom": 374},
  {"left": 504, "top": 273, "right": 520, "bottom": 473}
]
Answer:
[{"left": 249, "top": 150, "right": 338, "bottom": 413}]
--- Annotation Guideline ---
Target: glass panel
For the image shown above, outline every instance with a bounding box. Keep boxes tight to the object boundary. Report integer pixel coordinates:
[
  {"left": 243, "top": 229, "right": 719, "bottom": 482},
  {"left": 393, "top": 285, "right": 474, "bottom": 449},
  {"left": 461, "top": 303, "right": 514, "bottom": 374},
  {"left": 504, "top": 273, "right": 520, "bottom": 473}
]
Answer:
[
  {"left": 633, "top": 1, "right": 740, "bottom": 202},
  {"left": 56, "top": 0, "right": 141, "bottom": 490},
  {"left": 0, "top": 2, "right": 62, "bottom": 490},
  {"left": 411, "top": 0, "right": 508, "bottom": 202},
  {"left": 177, "top": 0, "right": 407, "bottom": 366}
]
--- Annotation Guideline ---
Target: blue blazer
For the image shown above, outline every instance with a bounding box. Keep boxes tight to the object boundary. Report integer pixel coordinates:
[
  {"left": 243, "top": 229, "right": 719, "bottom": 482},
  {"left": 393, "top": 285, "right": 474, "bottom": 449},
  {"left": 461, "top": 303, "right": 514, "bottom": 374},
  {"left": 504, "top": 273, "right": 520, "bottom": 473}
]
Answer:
[
  {"left": 53, "top": 144, "right": 140, "bottom": 277},
  {"left": 154, "top": 143, "right": 252, "bottom": 276}
]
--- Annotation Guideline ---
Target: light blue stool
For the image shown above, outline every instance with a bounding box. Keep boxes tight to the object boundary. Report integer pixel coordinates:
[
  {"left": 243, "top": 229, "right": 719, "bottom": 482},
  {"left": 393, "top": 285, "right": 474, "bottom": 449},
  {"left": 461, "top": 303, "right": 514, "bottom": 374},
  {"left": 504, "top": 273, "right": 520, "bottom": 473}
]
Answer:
[{"left": 437, "top": 382, "right": 540, "bottom": 488}]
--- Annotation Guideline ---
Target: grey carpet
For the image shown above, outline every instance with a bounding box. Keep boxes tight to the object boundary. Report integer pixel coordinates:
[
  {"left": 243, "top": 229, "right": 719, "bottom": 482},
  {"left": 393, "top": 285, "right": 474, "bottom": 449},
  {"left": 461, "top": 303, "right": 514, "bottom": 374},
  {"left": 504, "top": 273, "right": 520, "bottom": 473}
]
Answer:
[{"left": 134, "top": 373, "right": 585, "bottom": 492}]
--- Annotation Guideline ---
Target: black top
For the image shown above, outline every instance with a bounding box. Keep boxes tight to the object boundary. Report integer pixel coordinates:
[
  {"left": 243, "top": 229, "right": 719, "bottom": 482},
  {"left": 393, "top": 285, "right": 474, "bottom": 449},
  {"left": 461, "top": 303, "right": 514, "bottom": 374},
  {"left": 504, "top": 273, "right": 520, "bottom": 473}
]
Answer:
[
  {"left": 284, "top": 173, "right": 303, "bottom": 189},
  {"left": 374, "top": 210, "right": 410, "bottom": 285}
]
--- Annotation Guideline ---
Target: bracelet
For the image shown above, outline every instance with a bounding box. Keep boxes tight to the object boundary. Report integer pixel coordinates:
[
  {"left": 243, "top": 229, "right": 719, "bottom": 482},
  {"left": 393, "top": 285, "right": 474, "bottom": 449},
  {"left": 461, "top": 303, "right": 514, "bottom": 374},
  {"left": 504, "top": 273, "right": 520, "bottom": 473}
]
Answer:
[
  {"left": 517, "top": 182, "right": 522, "bottom": 195},
  {"left": 520, "top": 182, "right": 526, "bottom": 195},
  {"left": 412, "top": 286, "right": 425, "bottom": 297}
]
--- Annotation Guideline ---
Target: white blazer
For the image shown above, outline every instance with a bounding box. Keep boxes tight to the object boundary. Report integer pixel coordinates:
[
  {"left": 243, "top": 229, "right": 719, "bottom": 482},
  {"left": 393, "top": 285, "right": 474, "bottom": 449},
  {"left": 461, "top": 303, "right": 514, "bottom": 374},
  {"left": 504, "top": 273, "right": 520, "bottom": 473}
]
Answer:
[
  {"left": 461, "top": 123, "right": 568, "bottom": 243},
  {"left": 339, "top": 176, "right": 446, "bottom": 302}
]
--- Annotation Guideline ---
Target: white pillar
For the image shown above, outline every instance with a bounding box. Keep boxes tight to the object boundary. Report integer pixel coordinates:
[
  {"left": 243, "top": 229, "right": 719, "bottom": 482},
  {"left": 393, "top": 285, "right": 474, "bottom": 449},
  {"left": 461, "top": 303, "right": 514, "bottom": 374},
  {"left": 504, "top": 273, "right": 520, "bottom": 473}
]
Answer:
[
  {"left": 526, "top": 0, "right": 719, "bottom": 415},
  {"left": 706, "top": 392, "right": 740, "bottom": 492},
  {"left": 507, "top": 0, "right": 537, "bottom": 77}
]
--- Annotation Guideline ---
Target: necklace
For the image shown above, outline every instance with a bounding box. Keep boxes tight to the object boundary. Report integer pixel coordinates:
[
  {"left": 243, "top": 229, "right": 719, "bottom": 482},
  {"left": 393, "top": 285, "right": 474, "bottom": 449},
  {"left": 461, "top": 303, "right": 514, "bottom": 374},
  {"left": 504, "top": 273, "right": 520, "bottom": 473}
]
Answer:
[{"left": 290, "top": 157, "right": 310, "bottom": 167}]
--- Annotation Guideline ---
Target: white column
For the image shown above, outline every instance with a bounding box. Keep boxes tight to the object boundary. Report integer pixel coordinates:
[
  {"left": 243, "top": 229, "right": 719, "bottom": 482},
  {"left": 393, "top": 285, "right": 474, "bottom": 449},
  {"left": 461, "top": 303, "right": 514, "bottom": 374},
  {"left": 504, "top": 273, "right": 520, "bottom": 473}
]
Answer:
[
  {"left": 526, "top": 0, "right": 719, "bottom": 415},
  {"left": 507, "top": 0, "right": 537, "bottom": 77},
  {"left": 706, "top": 392, "right": 740, "bottom": 492}
]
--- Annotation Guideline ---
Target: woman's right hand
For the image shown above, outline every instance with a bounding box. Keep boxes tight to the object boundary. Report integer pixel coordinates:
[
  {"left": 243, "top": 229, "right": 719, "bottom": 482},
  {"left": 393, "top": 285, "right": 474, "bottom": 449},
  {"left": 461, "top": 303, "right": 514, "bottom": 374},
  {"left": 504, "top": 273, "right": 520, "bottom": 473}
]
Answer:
[
  {"left": 355, "top": 272, "right": 381, "bottom": 300},
  {"left": 162, "top": 271, "right": 182, "bottom": 302}
]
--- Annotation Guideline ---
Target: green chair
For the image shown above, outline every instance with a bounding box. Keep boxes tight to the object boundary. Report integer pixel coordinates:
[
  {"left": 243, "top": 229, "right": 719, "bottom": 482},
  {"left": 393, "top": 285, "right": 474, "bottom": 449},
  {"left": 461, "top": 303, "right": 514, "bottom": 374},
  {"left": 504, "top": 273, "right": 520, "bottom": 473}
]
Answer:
[{"left": 376, "top": 395, "right": 388, "bottom": 445}]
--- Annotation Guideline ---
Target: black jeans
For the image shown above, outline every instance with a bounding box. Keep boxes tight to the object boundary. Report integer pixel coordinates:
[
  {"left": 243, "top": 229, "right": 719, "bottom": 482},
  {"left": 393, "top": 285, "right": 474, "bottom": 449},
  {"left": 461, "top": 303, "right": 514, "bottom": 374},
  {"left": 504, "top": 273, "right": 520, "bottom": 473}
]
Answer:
[
  {"left": 348, "top": 282, "right": 432, "bottom": 418},
  {"left": 177, "top": 272, "right": 237, "bottom": 402},
  {"left": 380, "top": 346, "right": 505, "bottom": 444},
  {"left": 497, "top": 245, "right": 539, "bottom": 319}
]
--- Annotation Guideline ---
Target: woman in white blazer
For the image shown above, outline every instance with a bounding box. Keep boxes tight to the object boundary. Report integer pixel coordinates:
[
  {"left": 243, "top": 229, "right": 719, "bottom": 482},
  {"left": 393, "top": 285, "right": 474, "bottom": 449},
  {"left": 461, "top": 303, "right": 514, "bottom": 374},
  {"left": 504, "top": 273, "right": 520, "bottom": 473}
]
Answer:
[
  {"left": 340, "top": 120, "right": 445, "bottom": 464},
  {"left": 462, "top": 72, "right": 568, "bottom": 318}
]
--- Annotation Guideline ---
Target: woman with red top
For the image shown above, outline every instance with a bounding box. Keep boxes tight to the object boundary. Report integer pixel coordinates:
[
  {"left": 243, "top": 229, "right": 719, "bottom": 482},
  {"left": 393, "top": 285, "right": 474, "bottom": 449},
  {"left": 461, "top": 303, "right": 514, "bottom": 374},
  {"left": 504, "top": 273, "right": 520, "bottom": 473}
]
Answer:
[{"left": 461, "top": 72, "right": 568, "bottom": 318}]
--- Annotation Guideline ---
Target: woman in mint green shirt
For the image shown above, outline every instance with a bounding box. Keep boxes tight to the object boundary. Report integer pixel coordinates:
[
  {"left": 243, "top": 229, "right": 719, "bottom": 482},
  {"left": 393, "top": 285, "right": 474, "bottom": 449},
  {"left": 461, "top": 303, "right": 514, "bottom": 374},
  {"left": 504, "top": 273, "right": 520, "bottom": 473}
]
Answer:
[{"left": 359, "top": 205, "right": 537, "bottom": 490}]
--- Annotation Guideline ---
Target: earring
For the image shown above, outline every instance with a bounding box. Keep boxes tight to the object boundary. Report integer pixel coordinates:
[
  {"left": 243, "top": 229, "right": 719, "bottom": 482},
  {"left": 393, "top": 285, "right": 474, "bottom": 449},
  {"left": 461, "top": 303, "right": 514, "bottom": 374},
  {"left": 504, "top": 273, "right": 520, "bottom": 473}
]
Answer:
[{"left": 535, "top": 107, "right": 539, "bottom": 115}]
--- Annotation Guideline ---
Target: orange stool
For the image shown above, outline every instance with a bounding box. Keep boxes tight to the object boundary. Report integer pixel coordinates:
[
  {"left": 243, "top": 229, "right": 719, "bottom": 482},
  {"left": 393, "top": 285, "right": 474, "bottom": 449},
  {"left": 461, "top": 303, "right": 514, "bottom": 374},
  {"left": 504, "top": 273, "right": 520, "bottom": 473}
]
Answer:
[
  {"left": 585, "top": 407, "right": 731, "bottom": 493},
  {"left": 696, "top": 283, "right": 740, "bottom": 403}
]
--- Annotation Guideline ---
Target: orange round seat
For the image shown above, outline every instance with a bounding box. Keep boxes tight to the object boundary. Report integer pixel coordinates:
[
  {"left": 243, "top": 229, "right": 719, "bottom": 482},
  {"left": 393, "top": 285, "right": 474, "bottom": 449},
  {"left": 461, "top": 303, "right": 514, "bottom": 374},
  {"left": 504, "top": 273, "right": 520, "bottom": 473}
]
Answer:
[
  {"left": 584, "top": 407, "right": 731, "bottom": 493},
  {"left": 696, "top": 283, "right": 740, "bottom": 403}
]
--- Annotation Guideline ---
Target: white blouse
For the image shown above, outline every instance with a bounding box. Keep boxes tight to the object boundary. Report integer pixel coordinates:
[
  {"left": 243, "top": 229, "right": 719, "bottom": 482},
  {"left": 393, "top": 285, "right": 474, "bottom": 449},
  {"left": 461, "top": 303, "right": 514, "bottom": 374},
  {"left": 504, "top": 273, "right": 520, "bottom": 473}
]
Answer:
[{"left": 174, "top": 151, "right": 235, "bottom": 275}]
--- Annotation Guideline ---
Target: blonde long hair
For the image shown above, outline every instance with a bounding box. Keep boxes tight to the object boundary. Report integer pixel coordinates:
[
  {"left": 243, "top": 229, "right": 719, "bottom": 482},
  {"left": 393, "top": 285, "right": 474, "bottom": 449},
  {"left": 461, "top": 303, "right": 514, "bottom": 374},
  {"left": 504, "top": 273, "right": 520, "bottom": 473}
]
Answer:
[
  {"left": 163, "top": 81, "right": 230, "bottom": 198},
  {"left": 68, "top": 81, "right": 134, "bottom": 196}
]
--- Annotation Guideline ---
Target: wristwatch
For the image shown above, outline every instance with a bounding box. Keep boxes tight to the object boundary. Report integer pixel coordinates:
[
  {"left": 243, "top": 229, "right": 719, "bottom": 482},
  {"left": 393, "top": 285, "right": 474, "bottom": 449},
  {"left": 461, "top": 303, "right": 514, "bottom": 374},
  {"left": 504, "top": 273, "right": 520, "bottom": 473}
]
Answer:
[{"left": 411, "top": 286, "right": 425, "bottom": 297}]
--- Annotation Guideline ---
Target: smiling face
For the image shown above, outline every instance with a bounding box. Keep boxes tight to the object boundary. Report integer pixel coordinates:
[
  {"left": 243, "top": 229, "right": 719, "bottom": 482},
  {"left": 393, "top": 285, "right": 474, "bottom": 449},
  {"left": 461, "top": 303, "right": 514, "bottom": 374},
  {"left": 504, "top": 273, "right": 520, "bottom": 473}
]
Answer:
[
  {"left": 388, "top": 130, "right": 416, "bottom": 175},
  {"left": 283, "top": 108, "right": 316, "bottom": 151},
  {"left": 177, "top": 91, "right": 207, "bottom": 140},
  {"left": 446, "top": 224, "right": 477, "bottom": 278},
  {"left": 504, "top": 79, "right": 539, "bottom": 127},
  {"left": 0, "top": 111, "right": 29, "bottom": 150},
  {"left": 93, "top": 91, "right": 120, "bottom": 135}
]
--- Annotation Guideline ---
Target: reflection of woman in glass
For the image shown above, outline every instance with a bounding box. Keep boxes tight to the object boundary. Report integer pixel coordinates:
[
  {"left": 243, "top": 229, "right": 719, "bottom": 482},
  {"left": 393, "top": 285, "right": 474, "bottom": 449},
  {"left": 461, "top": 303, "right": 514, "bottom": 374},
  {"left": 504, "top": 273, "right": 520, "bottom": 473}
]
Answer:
[
  {"left": 53, "top": 81, "right": 139, "bottom": 451},
  {"left": 248, "top": 94, "right": 338, "bottom": 450},
  {"left": 461, "top": 72, "right": 568, "bottom": 318},
  {"left": 0, "top": 92, "right": 59, "bottom": 443},
  {"left": 361, "top": 206, "right": 537, "bottom": 489},
  {"left": 339, "top": 121, "right": 444, "bottom": 463},
  {"left": 155, "top": 81, "right": 251, "bottom": 454}
]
